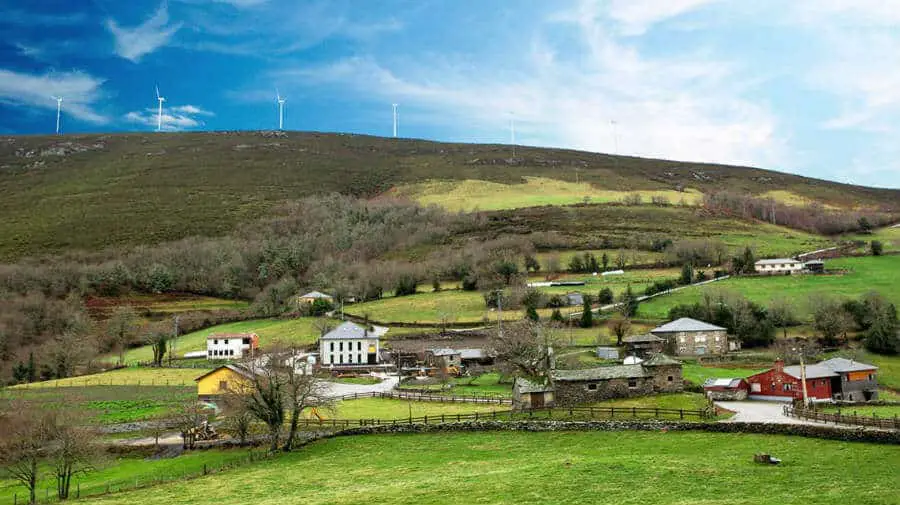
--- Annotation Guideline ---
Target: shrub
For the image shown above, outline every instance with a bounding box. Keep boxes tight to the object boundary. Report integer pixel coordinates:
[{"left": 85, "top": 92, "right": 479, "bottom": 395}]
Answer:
[
  {"left": 871, "top": 240, "right": 883, "bottom": 256},
  {"left": 597, "top": 287, "right": 614, "bottom": 304}
]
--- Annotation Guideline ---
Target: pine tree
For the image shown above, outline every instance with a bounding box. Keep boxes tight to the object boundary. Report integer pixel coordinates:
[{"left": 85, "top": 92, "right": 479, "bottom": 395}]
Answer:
[
  {"left": 580, "top": 295, "right": 593, "bottom": 328},
  {"left": 526, "top": 305, "right": 540, "bottom": 322},
  {"left": 550, "top": 309, "right": 564, "bottom": 323}
]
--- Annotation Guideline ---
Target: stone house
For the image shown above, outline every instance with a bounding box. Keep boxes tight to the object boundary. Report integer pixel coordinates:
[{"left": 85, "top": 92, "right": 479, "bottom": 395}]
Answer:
[
  {"left": 425, "top": 348, "right": 462, "bottom": 369},
  {"left": 513, "top": 354, "right": 683, "bottom": 408},
  {"left": 650, "top": 318, "right": 731, "bottom": 356},
  {"left": 623, "top": 334, "right": 666, "bottom": 358},
  {"left": 703, "top": 378, "right": 749, "bottom": 401}
]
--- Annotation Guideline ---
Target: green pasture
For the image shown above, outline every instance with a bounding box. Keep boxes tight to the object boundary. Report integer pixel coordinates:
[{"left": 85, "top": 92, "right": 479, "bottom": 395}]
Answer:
[
  {"left": 10, "top": 367, "right": 211, "bottom": 389},
  {"left": 637, "top": 256, "right": 900, "bottom": 321},
  {"left": 306, "top": 398, "right": 502, "bottom": 421},
  {"left": 401, "top": 373, "right": 512, "bottom": 397},
  {"left": 83, "top": 431, "right": 900, "bottom": 505}
]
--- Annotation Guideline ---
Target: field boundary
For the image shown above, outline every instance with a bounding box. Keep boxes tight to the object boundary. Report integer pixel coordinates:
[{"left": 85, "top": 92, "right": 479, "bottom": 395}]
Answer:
[
  {"left": 785, "top": 405, "right": 900, "bottom": 430},
  {"left": 335, "top": 391, "right": 512, "bottom": 404}
]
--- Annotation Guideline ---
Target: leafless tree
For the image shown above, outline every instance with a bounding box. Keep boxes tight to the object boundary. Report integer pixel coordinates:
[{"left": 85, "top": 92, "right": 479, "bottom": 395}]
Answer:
[
  {"left": 810, "top": 294, "right": 851, "bottom": 346},
  {"left": 282, "top": 358, "right": 332, "bottom": 451},
  {"left": 0, "top": 402, "right": 54, "bottom": 504},
  {"left": 49, "top": 415, "right": 100, "bottom": 500},
  {"left": 487, "top": 321, "right": 560, "bottom": 383},
  {"left": 768, "top": 297, "right": 797, "bottom": 339},
  {"left": 608, "top": 315, "right": 632, "bottom": 346},
  {"left": 106, "top": 306, "right": 139, "bottom": 366},
  {"left": 173, "top": 399, "right": 214, "bottom": 450}
]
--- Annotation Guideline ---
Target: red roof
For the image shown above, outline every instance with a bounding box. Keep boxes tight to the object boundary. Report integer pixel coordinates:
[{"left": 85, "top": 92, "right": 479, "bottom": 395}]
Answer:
[{"left": 207, "top": 333, "right": 258, "bottom": 340}]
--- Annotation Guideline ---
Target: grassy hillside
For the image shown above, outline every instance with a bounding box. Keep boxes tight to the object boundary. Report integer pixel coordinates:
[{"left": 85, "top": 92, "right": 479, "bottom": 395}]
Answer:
[
  {"left": 2, "top": 131, "right": 897, "bottom": 260},
  {"left": 78, "top": 431, "right": 900, "bottom": 505},
  {"left": 637, "top": 255, "right": 900, "bottom": 320}
]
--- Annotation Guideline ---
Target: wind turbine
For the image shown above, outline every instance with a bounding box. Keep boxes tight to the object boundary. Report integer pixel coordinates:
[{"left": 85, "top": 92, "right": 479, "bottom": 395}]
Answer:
[
  {"left": 155, "top": 86, "right": 166, "bottom": 132},
  {"left": 276, "top": 89, "right": 286, "bottom": 130},
  {"left": 509, "top": 112, "right": 516, "bottom": 158},
  {"left": 51, "top": 96, "right": 63, "bottom": 135},
  {"left": 392, "top": 103, "right": 398, "bottom": 138}
]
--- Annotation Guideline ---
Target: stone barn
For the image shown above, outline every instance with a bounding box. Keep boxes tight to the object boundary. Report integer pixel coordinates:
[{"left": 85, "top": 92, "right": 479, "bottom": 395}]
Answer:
[
  {"left": 543, "top": 354, "right": 683, "bottom": 407},
  {"left": 703, "top": 378, "right": 749, "bottom": 400},
  {"left": 623, "top": 334, "right": 666, "bottom": 358},
  {"left": 512, "top": 378, "right": 555, "bottom": 409},
  {"left": 650, "top": 318, "right": 731, "bottom": 356}
]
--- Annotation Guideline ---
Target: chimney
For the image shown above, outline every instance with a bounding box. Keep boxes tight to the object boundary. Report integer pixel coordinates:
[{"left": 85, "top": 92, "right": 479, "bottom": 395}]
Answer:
[{"left": 774, "top": 359, "right": 784, "bottom": 373}]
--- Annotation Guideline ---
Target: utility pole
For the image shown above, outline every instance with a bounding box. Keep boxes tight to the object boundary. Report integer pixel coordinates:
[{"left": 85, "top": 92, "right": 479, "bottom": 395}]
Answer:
[
  {"left": 170, "top": 315, "right": 179, "bottom": 365},
  {"left": 496, "top": 290, "right": 503, "bottom": 337},
  {"left": 799, "top": 350, "right": 809, "bottom": 407}
]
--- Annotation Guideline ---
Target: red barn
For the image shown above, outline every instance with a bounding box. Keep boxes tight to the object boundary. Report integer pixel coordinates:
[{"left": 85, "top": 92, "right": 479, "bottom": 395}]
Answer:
[{"left": 746, "top": 360, "right": 834, "bottom": 402}]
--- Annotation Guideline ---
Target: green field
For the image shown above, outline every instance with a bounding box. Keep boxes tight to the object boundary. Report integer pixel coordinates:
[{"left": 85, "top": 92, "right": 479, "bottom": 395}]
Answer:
[
  {"left": 590, "top": 392, "right": 710, "bottom": 411},
  {"left": 393, "top": 177, "right": 705, "bottom": 211},
  {"left": 307, "top": 398, "right": 504, "bottom": 420},
  {"left": 842, "top": 226, "right": 900, "bottom": 253},
  {"left": 11, "top": 367, "right": 211, "bottom": 389},
  {"left": 401, "top": 373, "right": 513, "bottom": 397},
  {"left": 0, "top": 448, "right": 254, "bottom": 504},
  {"left": 345, "top": 290, "right": 537, "bottom": 324},
  {"left": 681, "top": 363, "right": 765, "bottom": 385},
  {"left": 638, "top": 256, "right": 900, "bottom": 321},
  {"left": 80, "top": 431, "right": 900, "bottom": 505},
  {"left": 820, "top": 403, "right": 900, "bottom": 418}
]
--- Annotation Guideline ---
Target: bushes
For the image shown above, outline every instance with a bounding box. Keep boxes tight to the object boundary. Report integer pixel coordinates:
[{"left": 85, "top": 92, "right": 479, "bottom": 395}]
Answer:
[
  {"left": 597, "top": 287, "right": 614, "bottom": 305},
  {"left": 644, "top": 279, "right": 678, "bottom": 297},
  {"left": 871, "top": 240, "right": 884, "bottom": 256},
  {"left": 667, "top": 291, "right": 775, "bottom": 348}
]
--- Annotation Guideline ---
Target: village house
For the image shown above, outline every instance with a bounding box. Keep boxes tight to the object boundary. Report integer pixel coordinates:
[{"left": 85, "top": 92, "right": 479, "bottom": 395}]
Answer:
[
  {"left": 425, "top": 348, "right": 462, "bottom": 369},
  {"left": 296, "top": 290, "right": 334, "bottom": 306},
  {"left": 512, "top": 354, "right": 683, "bottom": 409},
  {"left": 195, "top": 364, "right": 255, "bottom": 402},
  {"left": 754, "top": 258, "right": 804, "bottom": 275},
  {"left": 703, "top": 378, "right": 749, "bottom": 400},
  {"left": 746, "top": 358, "right": 878, "bottom": 402},
  {"left": 319, "top": 321, "right": 382, "bottom": 367},
  {"left": 206, "top": 333, "right": 259, "bottom": 360},
  {"left": 650, "top": 318, "right": 734, "bottom": 356},
  {"left": 623, "top": 334, "right": 666, "bottom": 358}
]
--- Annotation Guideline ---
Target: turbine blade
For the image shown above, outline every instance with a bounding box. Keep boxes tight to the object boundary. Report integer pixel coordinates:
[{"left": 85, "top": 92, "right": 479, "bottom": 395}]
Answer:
[{"left": 156, "top": 86, "right": 160, "bottom": 99}]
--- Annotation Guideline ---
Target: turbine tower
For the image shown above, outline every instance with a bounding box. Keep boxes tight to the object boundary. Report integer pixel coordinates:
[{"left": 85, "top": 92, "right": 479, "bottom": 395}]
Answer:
[
  {"left": 392, "top": 103, "right": 398, "bottom": 138},
  {"left": 155, "top": 86, "right": 166, "bottom": 132},
  {"left": 510, "top": 112, "right": 516, "bottom": 157},
  {"left": 51, "top": 96, "right": 63, "bottom": 135},
  {"left": 276, "top": 89, "right": 286, "bottom": 130}
]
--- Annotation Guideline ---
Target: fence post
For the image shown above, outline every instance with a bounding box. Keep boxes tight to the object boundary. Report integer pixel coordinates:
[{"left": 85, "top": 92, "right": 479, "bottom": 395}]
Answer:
[
  {"left": 680, "top": 409, "right": 684, "bottom": 420},
  {"left": 76, "top": 483, "right": 80, "bottom": 498}
]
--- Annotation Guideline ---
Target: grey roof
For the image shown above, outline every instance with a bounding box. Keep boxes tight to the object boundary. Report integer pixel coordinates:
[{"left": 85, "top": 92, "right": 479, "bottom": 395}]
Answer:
[
  {"left": 782, "top": 364, "right": 838, "bottom": 379},
  {"left": 651, "top": 317, "right": 726, "bottom": 333},
  {"left": 427, "top": 348, "right": 461, "bottom": 357},
  {"left": 321, "top": 321, "right": 375, "bottom": 340},
  {"left": 623, "top": 334, "right": 665, "bottom": 344},
  {"left": 552, "top": 364, "right": 648, "bottom": 381},
  {"left": 755, "top": 258, "right": 801, "bottom": 265},
  {"left": 514, "top": 377, "right": 553, "bottom": 394},
  {"left": 195, "top": 364, "right": 256, "bottom": 382},
  {"left": 820, "top": 357, "right": 877, "bottom": 373},
  {"left": 566, "top": 293, "right": 584, "bottom": 306},
  {"left": 643, "top": 353, "right": 681, "bottom": 367},
  {"left": 459, "top": 348, "right": 486, "bottom": 360},
  {"left": 703, "top": 378, "right": 745, "bottom": 388},
  {"left": 300, "top": 290, "right": 333, "bottom": 299}
]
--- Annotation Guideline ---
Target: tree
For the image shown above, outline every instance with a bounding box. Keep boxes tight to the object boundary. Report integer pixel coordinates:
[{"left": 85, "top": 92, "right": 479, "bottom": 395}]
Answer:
[
  {"left": 614, "top": 249, "right": 627, "bottom": 270},
  {"left": 487, "top": 321, "right": 560, "bottom": 382},
  {"left": 550, "top": 308, "right": 564, "bottom": 323},
  {"left": 597, "top": 287, "right": 614, "bottom": 305},
  {"left": 524, "top": 254, "right": 540, "bottom": 273},
  {"left": 619, "top": 284, "right": 639, "bottom": 318},
  {"left": 811, "top": 295, "right": 851, "bottom": 346},
  {"left": 579, "top": 294, "right": 593, "bottom": 328},
  {"left": 680, "top": 263, "right": 694, "bottom": 285},
  {"left": 49, "top": 416, "right": 98, "bottom": 500},
  {"left": 525, "top": 305, "right": 539, "bottom": 322},
  {"left": 147, "top": 332, "right": 168, "bottom": 366},
  {"left": 871, "top": 240, "right": 884, "bottom": 256},
  {"left": 106, "top": 306, "right": 139, "bottom": 366},
  {"left": 567, "top": 255, "right": 584, "bottom": 273},
  {"left": 493, "top": 260, "right": 519, "bottom": 286},
  {"left": 858, "top": 216, "right": 873, "bottom": 234},
  {"left": 221, "top": 408, "right": 253, "bottom": 446},
  {"left": 545, "top": 253, "right": 561, "bottom": 274},
  {"left": 308, "top": 298, "right": 333, "bottom": 317},
  {"left": 601, "top": 252, "right": 609, "bottom": 270},
  {"left": 0, "top": 403, "right": 54, "bottom": 504},
  {"left": 768, "top": 297, "right": 797, "bottom": 339},
  {"left": 394, "top": 274, "right": 418, "bottom": 296},
  {"left": 608, "top": 315, "right": 632, "bottom": 346},
  {"left": 862, "top": 294, "right": 900, "bottom": 354},
  {"left": 174, "top": 399, "right": 214, "bottom": 450},
  {"left": 282, "top": 354, "right": 331, "bottom": 451}
]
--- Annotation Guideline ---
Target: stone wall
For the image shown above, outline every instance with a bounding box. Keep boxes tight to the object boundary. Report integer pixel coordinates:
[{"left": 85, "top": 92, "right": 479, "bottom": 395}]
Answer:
[
  {"left": 657, "top": 329, "right": 728, "bottom": 356},
  {"left": 649, "top": 364, "right": 683, "bottom": 393},
  {"left": 555, "top": 377, "right": 654, "bottom": 405},
  {"left": 705, "top": 390, "right": 748, "bottom": 401}
]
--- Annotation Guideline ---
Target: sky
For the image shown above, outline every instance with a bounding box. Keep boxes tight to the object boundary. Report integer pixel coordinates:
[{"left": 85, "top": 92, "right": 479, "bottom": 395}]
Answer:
[{"left": 1, "top": 0, "right": 900, "bottom": 188}]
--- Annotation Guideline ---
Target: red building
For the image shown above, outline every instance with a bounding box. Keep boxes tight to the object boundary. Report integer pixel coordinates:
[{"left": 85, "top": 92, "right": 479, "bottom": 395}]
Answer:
[{"left": 746, "top": 360, "right": 833, "bottom": 402}]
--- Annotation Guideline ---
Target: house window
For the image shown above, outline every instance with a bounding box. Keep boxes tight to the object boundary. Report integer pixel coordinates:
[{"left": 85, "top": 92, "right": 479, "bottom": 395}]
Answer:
[
  {"left": 679, "top": 336, "right": 686, "bottom": 343},
  {"left": 339, "top": 342, "right": 344, "bottom": 351},
  {"left": 219, "top": 380, "right": 228, "bottom": 391},
  {"left": 348, "top": 354, "right": 353, "bottom": 363},
  {"left": 358, "top": 354, "right": 363, "bottom": 363},
  {"left": 667, "top": 376, "right": 674, "bottom": 382},
  {"left": 208, "top": 350, "right": 212, "bottom": 356},
  {"left": 588, "top": 383, "right": 598, "bottom": 391},
  {"left": 330, "top": 342, "right": 334, "bottom": 352},
  {"left": 230, "top": 349, "right": 234, "bottom": 356},
  {"left": 358, "top": 342, "right": 362, "bottom": 351},
  {"left": 628, "top": 380, "right": 637, "bottom": 389},
  {"left": 224, "top": 339, "right": 228, "bottom": 345},
  {"left": 696, "top": 335, "right": 706, "bottom": 343},
  {"left": 783, "top": 383, "right": 792, "bottom": 392},
  {"left": 339, "top": 354, "right": 344, "bottom": 363},
  {"left": 770, "top": 382, "right": 776, "bottom": 391},
  {"left": 869, "top": 374, "right": 874, "bottom": 381},
  {"left": 243, "top": 338, "right": 250, "bottom": 345},
  {"left": 213, "top": 339, "right": 218, "bottom": 345}
]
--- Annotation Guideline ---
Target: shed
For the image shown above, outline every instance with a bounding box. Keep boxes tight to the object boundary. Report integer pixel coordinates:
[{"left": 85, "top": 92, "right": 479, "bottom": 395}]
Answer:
[
  {"left": 623, "top": 334, "right": 666, "bottom": 358},
  {"left": 702, "top": 378, "right": 749, "bottom": 401},
  {"left": 512, "top": 377, "right": 555, "bottom": 409},
  {"left": 596, "top": 347, "right": 619, "bottom": 360}
]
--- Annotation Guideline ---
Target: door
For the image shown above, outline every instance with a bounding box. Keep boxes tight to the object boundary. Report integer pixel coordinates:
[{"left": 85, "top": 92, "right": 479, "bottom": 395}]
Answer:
[
  {"left": 530, "top": 392, "right": 545, "bottom": 408},
  {"left": 367, "top": 353, "right": 377, "bottom": 365}
]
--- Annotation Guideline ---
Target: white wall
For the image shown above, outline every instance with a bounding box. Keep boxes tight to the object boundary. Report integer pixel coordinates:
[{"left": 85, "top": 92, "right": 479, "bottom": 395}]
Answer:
[
  {"left": 207, "top": 336, "right": 251, "bottom": 359},
  {"left": 319, "top": 338, "right": 379, "bottom": 365}
]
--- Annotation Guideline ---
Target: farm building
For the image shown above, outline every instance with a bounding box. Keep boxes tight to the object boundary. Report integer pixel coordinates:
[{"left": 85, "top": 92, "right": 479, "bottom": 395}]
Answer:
[
  {"left": 425, "top": 348, "right": 461, "bottom": 369},
  {"left": 319, "top": 321, "right": 381, "bottom": 367},
  {"left": 206, "top": 333, "right": 259, "bottom": 360},
  {"left": 650, "top": 318, "right": 733, "bottom": 356},
  {"left": 703, "top": 378, "right": 749, "bottom": 401},
  {"left": 512, "top": 354, "right": 683, "bottom": 408},
  {"left": 512, "top": 378, "right": 555, "bottom": 409},
  {"left": 195, "top": 364, "right": 256, "bottom": 402},
  {"left": 754, "top": 258, "right": 803, "bottom": 275},
  {"left": 596, "top": 347, "right": 619, "bottom": 360},
  {"left": 804, "top": 260, "right": 825, "bottom": 273},
  {"left": 623, "top": 334, "right": 666, "bottom": 358},
  {"left": 296, "top": 290, "right": 334, "bottom": 305},
  {"left": 459, "top": 348, "right": 493, "bottom": 367},
  {"left": 565, "top": 292, "right": 584, "bottom": 306},
  {"left": 746, "top": 358, "right": 878, "bottom": 402}
]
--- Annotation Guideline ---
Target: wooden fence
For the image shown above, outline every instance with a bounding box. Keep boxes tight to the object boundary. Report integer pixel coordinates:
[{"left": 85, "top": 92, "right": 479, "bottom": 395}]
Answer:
[
  {"left": 301, "top": 404, "right": 712, "bottom": 429},
  {"left": 334, "top": 391, "right": 512, "bottom": 405},
  {"left": 784, "top": 405, "right": 900, "bottom": 430}
]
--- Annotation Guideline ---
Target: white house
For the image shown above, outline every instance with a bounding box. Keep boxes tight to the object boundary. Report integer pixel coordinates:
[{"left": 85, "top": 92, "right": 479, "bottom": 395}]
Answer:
[
  {"left": 754, "top": 258, "right": 803, "bottom": 275},
  {"left": 207, "top": 333, "right": 259, "bottom": 360},
  {"left": 319, "top": 321, "right": 381, "bottom": 366}
]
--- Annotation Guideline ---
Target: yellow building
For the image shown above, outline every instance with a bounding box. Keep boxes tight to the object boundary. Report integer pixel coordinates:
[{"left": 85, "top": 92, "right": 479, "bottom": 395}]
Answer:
[{"left": 195, "top": 365, "right": 255, "bottom": 402}]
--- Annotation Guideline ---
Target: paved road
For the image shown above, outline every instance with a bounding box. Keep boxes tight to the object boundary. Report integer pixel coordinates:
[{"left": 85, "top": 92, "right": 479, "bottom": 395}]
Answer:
[
  {"left": 715, "top": 401, "right": 815, "bottom": 425},
  {"left": 321, "top": 374, "right": 399, "bottom": 398}
]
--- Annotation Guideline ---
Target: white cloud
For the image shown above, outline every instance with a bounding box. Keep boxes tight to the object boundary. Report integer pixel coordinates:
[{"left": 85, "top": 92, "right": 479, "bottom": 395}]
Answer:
[
  {"left": 606, "top": 0, "right": 720, "bottom": 35},
  {"left": 124, "top": 104, "right": 212, "bottom": 131},
  {"left": 211, "top": 0, "right": 270, "bottom": 7},
  {"left": 0, "top": 69, "right": 107, "bottom": 123},
  {"left": 106, "top": 2, "right": 183, "bottom": 62}
]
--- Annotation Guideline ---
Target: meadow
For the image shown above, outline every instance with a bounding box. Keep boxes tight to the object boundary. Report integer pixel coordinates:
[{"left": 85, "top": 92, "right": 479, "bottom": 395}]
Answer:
[
  {"left": 637, "top": 255, "right": 900, "bottom": 321},
  {"left": 400, "top": 373, "right": 512, "bottom": 397},
  {"left": 80, "top": 431, "right": 900, "bottom": 505},
  {"left": 10, "top": 367, "right": 211, "bottom": 389},
  {"left": 306, "top": 398, "right": 503, "bottom": 420}
]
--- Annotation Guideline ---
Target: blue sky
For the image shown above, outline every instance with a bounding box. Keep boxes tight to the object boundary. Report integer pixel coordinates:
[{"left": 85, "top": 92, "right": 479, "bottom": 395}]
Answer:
[{"left": 2, "top": 0, "right": 900, "bottom": 188}]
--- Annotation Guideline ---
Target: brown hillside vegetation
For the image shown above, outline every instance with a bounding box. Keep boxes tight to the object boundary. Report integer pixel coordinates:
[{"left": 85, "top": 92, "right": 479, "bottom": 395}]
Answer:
[{"left": 1, "top": 131, "right": 898, "bottom": 260}]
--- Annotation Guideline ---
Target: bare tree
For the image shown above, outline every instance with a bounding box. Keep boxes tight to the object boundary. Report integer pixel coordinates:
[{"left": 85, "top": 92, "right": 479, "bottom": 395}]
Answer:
[
  {"left": 608, "top": 315, "right": 632, "bottom": 346},
  {"left": 0, "top": 402, "right": 54, "bottom": 504},
  {"left": 487, "top": 321, "right": 560, "bottom": 383},
  {"left": 49, "top": 415, "right": 99, "bottom": 500},
  {"left": 282, "top": 356, "right": 332, "bottom": 451},
  {"left": 106, "top": 306, "right": 139, "bottom": 366},
  {"left": 174, "top": 399, "right": 214, "bottom": 450},
  {"left": 768, "top": 297, "right": 797, "bottom": 339},
  {"left": 810, "top": 295, "right": 851, "bottom": 346}
]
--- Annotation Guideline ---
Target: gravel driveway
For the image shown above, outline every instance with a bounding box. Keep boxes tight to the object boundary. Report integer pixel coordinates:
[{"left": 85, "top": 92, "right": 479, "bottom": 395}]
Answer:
[
  {"left": 322, "top": 374, "right": 399, "bottom": 398},
  {"left": 715, "top": 401, "right": 815, "bottom": 425}
]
